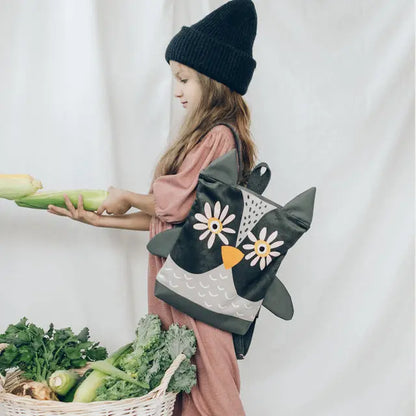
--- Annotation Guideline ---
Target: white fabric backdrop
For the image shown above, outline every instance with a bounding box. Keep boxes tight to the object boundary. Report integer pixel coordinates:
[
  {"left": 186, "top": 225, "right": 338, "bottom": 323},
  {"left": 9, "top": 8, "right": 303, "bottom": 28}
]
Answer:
[{"left": 0, "top": 1, "right": 413, "bottom": 415}]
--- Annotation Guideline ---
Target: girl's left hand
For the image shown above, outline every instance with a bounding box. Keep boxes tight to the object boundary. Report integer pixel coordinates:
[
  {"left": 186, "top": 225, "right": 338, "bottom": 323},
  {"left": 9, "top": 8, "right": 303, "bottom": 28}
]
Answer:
[{"left": 96, "top": 186, "right": 132, "bottom": 215}]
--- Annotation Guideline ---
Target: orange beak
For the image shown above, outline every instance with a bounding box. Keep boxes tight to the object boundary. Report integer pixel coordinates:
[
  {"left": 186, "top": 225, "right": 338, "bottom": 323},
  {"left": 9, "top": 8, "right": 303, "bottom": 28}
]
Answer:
[{"left": 221, "top": 246, "right": 244, "bottom": 269}]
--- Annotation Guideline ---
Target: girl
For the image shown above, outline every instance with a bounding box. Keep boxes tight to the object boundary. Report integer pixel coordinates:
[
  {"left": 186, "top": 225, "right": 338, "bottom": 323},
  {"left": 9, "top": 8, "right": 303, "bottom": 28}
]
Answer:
[{"left": 48, "top": 1, "right": 258, "bottom": 414}]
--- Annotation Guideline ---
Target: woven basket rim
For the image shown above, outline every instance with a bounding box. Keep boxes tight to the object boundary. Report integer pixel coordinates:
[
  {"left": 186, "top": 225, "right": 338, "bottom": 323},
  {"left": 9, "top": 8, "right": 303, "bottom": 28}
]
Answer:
[
  {"left": 0, "top": 352, "right": 187, "bottom": 409},
  {"left": 0, "top": 390, "right": 177, "bottom": 408}
]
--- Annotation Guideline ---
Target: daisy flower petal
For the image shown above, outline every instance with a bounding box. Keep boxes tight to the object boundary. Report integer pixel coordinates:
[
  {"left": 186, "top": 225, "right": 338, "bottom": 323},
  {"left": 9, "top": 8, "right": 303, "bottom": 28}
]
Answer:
[
  {"left": 222, "top": 214, "right": 235, "bottom": 225},
  {"left": 250, "top": 256, "right": 260, "bottom": 267},
  {"left": 195, "top": 213, "right": 208, "bottom": 223},
  {"left": 248, "top": 231, "right": 257, "bottom": 243},
  {"left": 219, "top": 205, "right": 229, "bottom": 222},
  {"left": 259, "top": 227, "right": 267, "bottom": 241},
  {"left": 193, "top": 223, "right": 208, "bottom": 230},
  {"left": 218, "top": 232, "right": 229, "bottom": 245},
  {"left": 204, "top": 202, "right": 212, "bottom": 219},
  {"left": 242, "top": 244, "right": 254, "bottom": 250},
  {"left": 270, "top": 240, "right": 284, "bottom": 249},
  {"left": 222, "top": 227, "right": 236, "bottom": 234},
  {"left": 208, "top": 233, "right": 215, "bottom": 249},
  {"left": 199, "top": 229, "right": 211, "bottom": 241},
  {"left": 266, "top": 255, "right": 272, "bottom": 266},
  {"left": 214, "top": 201, "right": 221, "bottom": 218},
  {"left": 269, "top": 251, "right": 281, "bottom": 257},
  {"left": 260, "top": 258, "right": 266, "bottom": 270},
  {"left": 245, "top": 251, "right": 257, "bottom": 260},
  {"left": 267, "top": 230, "right": 278, "bottom": 243}
]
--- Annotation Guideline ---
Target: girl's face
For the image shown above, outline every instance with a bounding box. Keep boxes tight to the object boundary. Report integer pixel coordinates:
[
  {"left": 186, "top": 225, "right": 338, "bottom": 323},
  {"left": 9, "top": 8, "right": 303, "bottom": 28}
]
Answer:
[{"left": 170, "top": 60, "right": 202, "bottom": 112}]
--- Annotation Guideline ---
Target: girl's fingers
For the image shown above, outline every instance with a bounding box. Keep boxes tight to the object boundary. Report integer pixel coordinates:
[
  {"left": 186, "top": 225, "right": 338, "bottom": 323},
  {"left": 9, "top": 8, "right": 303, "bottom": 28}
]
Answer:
[
  {"left": 64, "top": 194, "right": 76, "bottom": 217},
  {"left": 78, "top": 194, "right": 84, "bottom": 211},
  {"left": 48, "top": 205, "right": 71, "bottom": 217}
]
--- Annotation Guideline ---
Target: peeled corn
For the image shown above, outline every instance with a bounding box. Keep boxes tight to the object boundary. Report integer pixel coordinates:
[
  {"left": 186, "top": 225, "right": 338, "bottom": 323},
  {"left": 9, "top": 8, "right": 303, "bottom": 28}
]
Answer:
[
  {"left": 0, "top": 174, "right": 43, "bottom": 200},
  {"left": 15, "top": 190, "right": 108, "bottom": 211}
]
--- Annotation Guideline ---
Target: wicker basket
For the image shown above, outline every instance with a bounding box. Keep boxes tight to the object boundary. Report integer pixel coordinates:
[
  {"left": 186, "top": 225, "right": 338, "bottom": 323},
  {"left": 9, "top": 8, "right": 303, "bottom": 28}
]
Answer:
[{"left": 0, "top": 344, "right": 186, "bottom": 416}]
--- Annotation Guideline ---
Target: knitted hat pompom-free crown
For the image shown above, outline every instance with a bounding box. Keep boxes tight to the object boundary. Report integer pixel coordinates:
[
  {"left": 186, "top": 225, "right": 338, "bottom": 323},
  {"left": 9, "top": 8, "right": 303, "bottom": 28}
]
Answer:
[{"left": 165, "top": 0, "right": 257, "bottom": 96}]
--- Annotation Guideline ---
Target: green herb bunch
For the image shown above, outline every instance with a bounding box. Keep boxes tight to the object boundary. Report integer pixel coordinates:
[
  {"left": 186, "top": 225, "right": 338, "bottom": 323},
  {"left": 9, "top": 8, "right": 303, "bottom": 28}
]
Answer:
[{"left": 0, "top": 317, "right": 107, "bottom": 383}]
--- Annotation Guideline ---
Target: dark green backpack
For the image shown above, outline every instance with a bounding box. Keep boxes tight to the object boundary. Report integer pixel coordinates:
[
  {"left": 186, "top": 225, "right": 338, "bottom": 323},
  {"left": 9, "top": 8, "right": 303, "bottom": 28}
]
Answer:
[{"left": 147, "top": 123, "right": 316, "bottom": 359}]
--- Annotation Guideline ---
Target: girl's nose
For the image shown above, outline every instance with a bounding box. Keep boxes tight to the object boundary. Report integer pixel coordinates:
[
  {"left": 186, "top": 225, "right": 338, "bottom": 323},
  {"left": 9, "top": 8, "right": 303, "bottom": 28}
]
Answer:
[{"left": 173, "top": 83, "right": 183, "bottom": 98}]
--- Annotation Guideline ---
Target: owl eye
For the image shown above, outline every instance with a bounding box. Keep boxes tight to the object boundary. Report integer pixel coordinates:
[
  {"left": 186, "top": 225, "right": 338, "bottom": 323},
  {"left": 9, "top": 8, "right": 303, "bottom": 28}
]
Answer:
[
  {"left": 193, "top": 201, "right": 236, "bottom": 249},
  {"left": 208, "top": 218, "right": 222, "bottom": 234},
  {"left": 242, "top": 227, "right": 284, "bottom": 270}
]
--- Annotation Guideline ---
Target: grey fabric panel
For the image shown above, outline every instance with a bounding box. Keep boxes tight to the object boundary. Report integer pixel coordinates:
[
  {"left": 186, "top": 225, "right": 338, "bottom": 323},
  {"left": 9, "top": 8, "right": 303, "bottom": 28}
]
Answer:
[
  {"left": 156, "top": 254, "right": 263, "bottom": 321},
  {"left": 155, "top": 280, "right": 252, "bottom": 335}
]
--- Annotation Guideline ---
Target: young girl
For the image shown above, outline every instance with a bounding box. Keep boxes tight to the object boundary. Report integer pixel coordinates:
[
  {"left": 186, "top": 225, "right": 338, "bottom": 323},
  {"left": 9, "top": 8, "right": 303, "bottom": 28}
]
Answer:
[{"left": 48, "top": 1, "right": 258, "bottom": 414}]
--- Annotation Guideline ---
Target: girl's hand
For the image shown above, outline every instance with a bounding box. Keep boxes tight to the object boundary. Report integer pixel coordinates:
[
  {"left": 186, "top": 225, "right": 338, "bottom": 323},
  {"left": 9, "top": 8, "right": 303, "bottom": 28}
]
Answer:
[
  {"left": 96, "top": 186, "right": 132, "bottom": 215},
  {"left": 47, "top": 194, "right": 102, "bottom": 226}
]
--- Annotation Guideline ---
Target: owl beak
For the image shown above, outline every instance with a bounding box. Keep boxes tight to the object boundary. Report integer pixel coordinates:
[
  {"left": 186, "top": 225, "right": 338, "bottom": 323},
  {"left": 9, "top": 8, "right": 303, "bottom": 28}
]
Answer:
[{"left": 221, "top": 246, "right": 244, "bottom": 269}]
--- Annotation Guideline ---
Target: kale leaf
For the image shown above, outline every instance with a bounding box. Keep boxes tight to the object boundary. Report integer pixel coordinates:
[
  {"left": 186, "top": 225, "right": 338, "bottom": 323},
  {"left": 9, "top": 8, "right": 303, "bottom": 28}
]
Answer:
[{"left": 94, "top": 314, "right": 197, "bottom": 401}]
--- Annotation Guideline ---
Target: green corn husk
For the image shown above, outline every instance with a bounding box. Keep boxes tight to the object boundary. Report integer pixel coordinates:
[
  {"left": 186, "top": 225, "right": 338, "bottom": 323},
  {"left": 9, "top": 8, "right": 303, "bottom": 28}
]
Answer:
[
  {"left": 15, "top": 189, "right": 108, "bottom": 211},
  {"left": 0, "top": 174, "right": 43, "bottom": 200}
]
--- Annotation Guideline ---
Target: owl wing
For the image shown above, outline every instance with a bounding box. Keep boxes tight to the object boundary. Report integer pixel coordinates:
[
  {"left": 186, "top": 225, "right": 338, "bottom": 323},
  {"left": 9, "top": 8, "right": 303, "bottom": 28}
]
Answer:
[
  {"left": 146, "top": 227, "right": 182, "bottom": 258},
  {"left": 262, "top": 276, "right": 294, "bottom": 320}
]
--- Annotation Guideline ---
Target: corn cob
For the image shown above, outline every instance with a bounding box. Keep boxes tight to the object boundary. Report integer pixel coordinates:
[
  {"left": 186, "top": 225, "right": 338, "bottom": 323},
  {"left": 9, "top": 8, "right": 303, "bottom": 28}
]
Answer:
[
  {"left": 0, "top": 174, "right": 43, "bottom": 200},
  {"left": 15, "top": 190, "right": 108, "bottom": 211}
]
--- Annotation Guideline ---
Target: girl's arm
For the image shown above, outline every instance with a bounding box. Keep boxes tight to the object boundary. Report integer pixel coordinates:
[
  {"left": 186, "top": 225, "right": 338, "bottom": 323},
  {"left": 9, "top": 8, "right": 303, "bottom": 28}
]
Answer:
[
  {"left": 124, "top": 191, "right": 156, "bottom": 217},
  {"left": 97, "top": 211, "right": 152, "bottom": 231},
  {"left": 96, "top": 187, "right": 156, "bottom": 217},
  {"left": 48, "top": 195, "right": 152, "bottom": 231}
]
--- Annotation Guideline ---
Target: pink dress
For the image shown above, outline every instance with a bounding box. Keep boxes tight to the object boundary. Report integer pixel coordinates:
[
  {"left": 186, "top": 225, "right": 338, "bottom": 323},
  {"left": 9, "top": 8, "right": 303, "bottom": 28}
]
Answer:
[{"left": 147, "top": 124, "right": 246, "bottom": 416}]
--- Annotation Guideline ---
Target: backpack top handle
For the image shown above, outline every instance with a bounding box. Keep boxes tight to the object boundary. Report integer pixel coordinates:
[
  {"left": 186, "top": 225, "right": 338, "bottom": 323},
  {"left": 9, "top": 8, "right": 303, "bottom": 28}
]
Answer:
[{"left": 212, "top": 122, "right": 271, "bottom": 194}]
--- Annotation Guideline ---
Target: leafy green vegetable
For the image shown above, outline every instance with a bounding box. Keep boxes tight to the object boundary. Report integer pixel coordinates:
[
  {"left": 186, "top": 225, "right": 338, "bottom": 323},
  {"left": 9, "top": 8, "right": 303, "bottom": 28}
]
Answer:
[
  {"left": 94, "top": 314, "right": 197, "bottom": 401},
  {"left": 0, "top": 317, "right": 107, "bottom": 383},
  {"left": 72, "top": 342, "right": 133, "bottom": 402}
]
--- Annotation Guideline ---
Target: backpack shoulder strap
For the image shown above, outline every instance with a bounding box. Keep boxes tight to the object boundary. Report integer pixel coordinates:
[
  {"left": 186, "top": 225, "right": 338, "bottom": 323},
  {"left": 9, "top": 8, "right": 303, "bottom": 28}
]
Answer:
[{"left": 211, "top": 122, "right": 244, "bottom": 185}]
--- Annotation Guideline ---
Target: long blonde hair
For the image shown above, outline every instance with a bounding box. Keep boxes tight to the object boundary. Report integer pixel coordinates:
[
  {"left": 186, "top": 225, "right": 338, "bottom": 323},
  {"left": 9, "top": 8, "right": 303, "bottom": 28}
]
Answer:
[{"left": 151, "top": 66, "right": 258, "bottom": 186}]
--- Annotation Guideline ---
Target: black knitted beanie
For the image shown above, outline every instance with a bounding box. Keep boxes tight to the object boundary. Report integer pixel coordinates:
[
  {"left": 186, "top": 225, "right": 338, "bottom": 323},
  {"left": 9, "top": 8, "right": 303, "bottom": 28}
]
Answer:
[{"left": 165, "top": 0, "right": 257, "bottom": 96}]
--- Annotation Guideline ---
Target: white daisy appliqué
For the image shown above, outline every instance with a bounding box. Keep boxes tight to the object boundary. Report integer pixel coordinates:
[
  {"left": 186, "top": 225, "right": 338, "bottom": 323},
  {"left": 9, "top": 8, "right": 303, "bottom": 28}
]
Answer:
[
  {"left": 193, "top": 201, "right": 236, "bottom": 249},
  {"left": 242, "top": 227, "right": 284, "bottom": 270}
]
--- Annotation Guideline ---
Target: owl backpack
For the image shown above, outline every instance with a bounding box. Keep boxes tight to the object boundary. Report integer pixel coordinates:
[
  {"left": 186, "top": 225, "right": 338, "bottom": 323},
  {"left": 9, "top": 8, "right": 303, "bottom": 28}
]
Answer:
[{"left": 147, "top": 122, "right": 316, "bottom": 359}]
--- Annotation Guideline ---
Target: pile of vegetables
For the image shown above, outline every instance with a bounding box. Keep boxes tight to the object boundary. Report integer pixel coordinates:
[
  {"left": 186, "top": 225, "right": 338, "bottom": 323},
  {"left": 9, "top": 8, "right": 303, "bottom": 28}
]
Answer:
[
  {"left": 0, "top": 173, "right": 107, "bottom": 211},
  {"left": 0, "top": 317, "right": 107, "bottom": 401},
  {"left": 91, "top": 314, "right": 197, "bottom": 402},
  {"left": 0, "top": 314, "right": 197, "bottom": 403}
]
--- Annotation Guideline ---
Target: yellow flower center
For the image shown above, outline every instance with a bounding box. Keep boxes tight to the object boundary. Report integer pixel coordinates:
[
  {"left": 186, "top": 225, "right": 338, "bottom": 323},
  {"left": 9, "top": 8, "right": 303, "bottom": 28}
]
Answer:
[
  {"left": 254, "top": 240, "right": 270, "bottom": 258},
  {"left": 208, "top": 217, "right": 223, "bottom": 234}
]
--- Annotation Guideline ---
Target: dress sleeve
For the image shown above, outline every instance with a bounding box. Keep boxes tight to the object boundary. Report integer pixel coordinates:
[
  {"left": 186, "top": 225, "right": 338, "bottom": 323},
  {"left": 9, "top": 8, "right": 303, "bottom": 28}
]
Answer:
[{"left": 151, "top": 125, "right": 237, "bottom": 224}]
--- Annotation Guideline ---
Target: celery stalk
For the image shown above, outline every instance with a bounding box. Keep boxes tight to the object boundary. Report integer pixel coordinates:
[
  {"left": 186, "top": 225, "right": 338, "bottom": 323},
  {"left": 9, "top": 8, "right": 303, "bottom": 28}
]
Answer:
[
  {"left": 48, "top": 369, "right": 80, "bottom": 395},
  {"left": 89, "top": 361, "right": 149, "bottom": 388},
  {"left": 72, "top": 342, "right": 133, "bottom": 403}
]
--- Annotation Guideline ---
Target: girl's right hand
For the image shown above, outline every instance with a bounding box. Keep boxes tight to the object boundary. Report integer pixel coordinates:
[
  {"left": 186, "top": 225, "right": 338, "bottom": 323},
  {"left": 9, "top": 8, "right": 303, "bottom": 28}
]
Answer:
[{"left": 47, "top": 194, "right": 102, "bottom": 227}]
